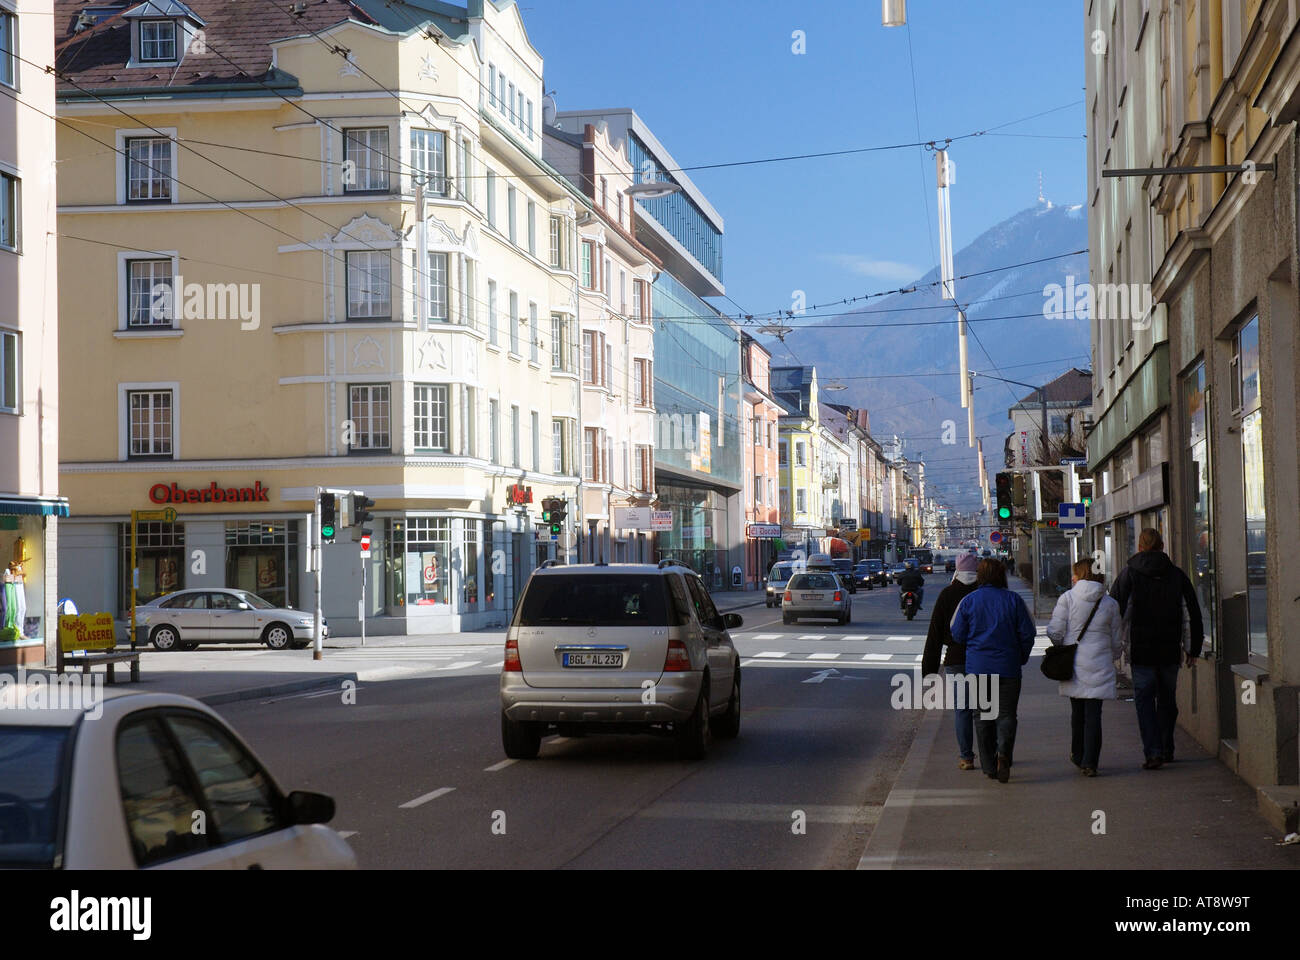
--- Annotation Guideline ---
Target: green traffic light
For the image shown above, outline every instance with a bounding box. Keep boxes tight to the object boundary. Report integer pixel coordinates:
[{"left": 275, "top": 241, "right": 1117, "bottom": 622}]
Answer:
[
  {"left": 997, "top": 507, "right": 1011, "bottom": 520},
  {"left": 550, "top": 524, "right": 561, "bottom": 535},
  {"left": 322, "top": 523, "right": 335, "bottom": 538},
  {"left": 542, "top": 511, "right": 552, "bottom": 522}
]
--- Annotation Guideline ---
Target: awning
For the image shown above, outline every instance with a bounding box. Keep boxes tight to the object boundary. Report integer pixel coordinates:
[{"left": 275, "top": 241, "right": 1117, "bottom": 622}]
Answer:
[{"left": 0, "top": 496, "right": 71, "bottom": 517}]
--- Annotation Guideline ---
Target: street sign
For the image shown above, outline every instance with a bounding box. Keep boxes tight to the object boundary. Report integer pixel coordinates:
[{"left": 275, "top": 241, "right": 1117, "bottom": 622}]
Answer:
[
  {"left": 1063, "top": 529, "right": 1083, "bottom": 538},
  {"left": 746, "top": 523, "right": 781, "bottom": 539},
  {"left": 1059, "top": 502, "right": 1086, "bottom": 529},
  {"left": 359, "top": 534, "right": 371, "bottom": 558},
  {"left": 651, "top": 510, "right": 673, "bottom": 531},
  {"left": 1060, "top": 457, "right": 1088, "bottom": 466},
  {"left": 134, "top": 507, "right": 177, "bottom": 523},
  {"left": 990, "top": 531, "right": 1004, "bottom": 544}
]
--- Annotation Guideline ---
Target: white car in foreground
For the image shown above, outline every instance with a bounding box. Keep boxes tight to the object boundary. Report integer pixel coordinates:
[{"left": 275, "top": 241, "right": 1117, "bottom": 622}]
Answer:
[{"left": 0, "top": 689, "right": 356, "bottom": 869}]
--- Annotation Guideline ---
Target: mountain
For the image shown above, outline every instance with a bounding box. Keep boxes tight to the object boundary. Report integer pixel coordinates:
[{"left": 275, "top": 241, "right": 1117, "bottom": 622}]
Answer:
[{"left": 764, "top": 201, "right": 1091, "bottom": 511}]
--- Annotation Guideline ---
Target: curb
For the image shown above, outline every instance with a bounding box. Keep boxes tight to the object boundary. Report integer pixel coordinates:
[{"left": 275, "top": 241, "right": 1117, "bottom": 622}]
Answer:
[
  {"left": 198, "top": 672, "right": 358, "bottom": 707},
  {"left": 857, "top": 700, "right": 945, "bottom": 870}
]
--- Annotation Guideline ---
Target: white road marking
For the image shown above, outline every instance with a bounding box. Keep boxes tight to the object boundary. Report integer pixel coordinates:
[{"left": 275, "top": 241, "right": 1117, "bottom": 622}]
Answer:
[
  {"left": 914, "top": 655, "right": 925, "bottom": 662},
  {"left": 886, "top": 636, "right": 914, "bottom": 641},
  {"left": 399, "top": 787, "right": 456, "bottom": 809},
  {"left": 755, "top": 651, "right": 788, "bottom": 658},
  {"left": 809, "top": 653, "right": 841, "bottom": 660},
  {"left": 484, "top": 758, "right": 518, "bottom": 772},
  {"left": 338, "top": 831, "right": 359, "bottom": 839},
  {"left": 861, "top": 654, "right": 892, "bottom": 661},
  {"left": 752, "top": 634, "right": 780, "bottom": 640},
  {"left": 843, "top": 635, "right": 870, "bottom": 641},
  {"left": 798, "top": 635, "right": 828, "bottom": 640}
]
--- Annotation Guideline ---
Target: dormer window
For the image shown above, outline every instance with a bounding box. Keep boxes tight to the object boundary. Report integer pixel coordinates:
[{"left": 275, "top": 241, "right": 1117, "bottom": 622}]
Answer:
[{"left": 139, "top": 20, "right": 177, "bottom": 62}]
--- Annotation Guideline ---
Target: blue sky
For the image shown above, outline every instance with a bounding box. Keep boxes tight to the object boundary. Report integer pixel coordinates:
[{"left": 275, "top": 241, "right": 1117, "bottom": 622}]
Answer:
[{"left": 525, "top": 0, "right": 1086, "bottom": 318}]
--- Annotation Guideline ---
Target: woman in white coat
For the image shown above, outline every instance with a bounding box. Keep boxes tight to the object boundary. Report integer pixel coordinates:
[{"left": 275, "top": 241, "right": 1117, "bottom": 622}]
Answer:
[{"left": 1046, "top": 559, "right": 1123, "bottom": 776}]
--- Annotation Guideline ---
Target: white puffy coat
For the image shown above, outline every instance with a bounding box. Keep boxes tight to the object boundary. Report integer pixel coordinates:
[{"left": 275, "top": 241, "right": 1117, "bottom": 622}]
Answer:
[{"left": 1046, "top": 579, "right": 1123, "bottom": 699}]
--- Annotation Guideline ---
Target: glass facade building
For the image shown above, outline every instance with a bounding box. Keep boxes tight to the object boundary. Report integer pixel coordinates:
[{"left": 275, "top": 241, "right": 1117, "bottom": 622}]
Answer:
[{"left": 626, "top": 134, "right": 724, "bottom": 284}]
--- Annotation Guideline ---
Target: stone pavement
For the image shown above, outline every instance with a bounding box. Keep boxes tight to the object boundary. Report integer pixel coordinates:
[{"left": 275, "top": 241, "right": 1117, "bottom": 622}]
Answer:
[{"left": 859, "top": 576, "right": 1300, "bottom": 867}]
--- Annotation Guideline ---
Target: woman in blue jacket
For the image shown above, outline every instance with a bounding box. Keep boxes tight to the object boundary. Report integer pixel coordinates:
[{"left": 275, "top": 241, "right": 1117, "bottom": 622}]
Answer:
[{"left": 950, "top": 559, "right": 1037, "bottom": 782}]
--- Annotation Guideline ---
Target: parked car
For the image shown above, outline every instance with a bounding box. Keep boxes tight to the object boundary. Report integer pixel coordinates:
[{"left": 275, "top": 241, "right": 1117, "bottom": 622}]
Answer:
[
  {"left": 782, "top": 572, "right": 852, "bottom": 625},
  {"left": 0, "top": 689, "right": 356, "bottom": 869},
  {"left": 765, "top": 561, "right": 798, "bottom": 607},
  {"left": 499, "top": 561, "right": 742, "bottom": 761},
  {"left": 134, "top": 588, "right": 326, "bottom": 651}
]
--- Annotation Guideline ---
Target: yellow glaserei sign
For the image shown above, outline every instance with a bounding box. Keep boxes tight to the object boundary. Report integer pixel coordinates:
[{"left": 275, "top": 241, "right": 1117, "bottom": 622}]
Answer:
[{"left": 58, "top": 613, "right": 117, "bottom": 652}]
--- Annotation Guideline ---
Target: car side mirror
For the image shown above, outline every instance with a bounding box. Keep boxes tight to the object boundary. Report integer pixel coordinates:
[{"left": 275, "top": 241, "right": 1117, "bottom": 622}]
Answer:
[
  {"left": 723, "top": 613, "right": 743, "bottom": 630},
  {"left": 286, "top": 790, "right": 336, "bottom": 825}
]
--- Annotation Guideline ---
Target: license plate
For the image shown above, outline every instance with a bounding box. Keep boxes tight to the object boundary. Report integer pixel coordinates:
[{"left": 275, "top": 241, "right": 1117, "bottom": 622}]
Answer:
[
  {"left": 563, "top": 652, "right": 624, "bottom": 668},
  {"left": 802, "top": 593, "right": 822, "bottom": 600}
]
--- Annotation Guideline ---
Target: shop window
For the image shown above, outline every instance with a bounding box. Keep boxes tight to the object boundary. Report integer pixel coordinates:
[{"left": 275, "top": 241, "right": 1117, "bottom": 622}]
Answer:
[
  {"left": 1236, "top": 317, "right": 1265, "bottom": 657},
  {"left": 462, "top": 520, "right": 480, "bottom": 611},
  {"left": 119, "top": 521, "right": 185, "bottom": 610},
  {"left": 405, "top": 517, "right": 450, "bottom": 606},
  {"left": 482, "top": 523, "right": 496, "bottom": 609},
  {"left": 225, "top": 521, "right": 300, "bottom": 609}
]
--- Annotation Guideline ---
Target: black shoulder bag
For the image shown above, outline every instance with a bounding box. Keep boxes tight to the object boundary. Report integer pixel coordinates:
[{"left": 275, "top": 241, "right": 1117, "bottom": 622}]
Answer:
[{"left": 1041, "top": 593, "right": 1105, "bottom": 682}]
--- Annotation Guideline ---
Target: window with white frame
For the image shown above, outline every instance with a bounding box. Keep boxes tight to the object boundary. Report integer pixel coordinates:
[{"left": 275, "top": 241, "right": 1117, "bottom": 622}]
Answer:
[
  {"left": 457, "top": 137, "right": 473, "bottom": 204},
  {"left": 413, "top": 385, "right": 449, "bottom": 451},
  {"left": 604, "top": 258, "right": 613, "bottom": 303},
  {"left": 488, "top": 64, "right": 497, "bottom": 107},
  {"left": 796, "top": 488, "right": 806, "bottom": 514},
  {"left": 527, "top": 200, "right": 536, "bottom": 257},
  {"left": 0, "top": 11, "right": 14, "bottom": 88},
  {"left": 139, "top": 20, "right": 177, "bottom": 62},
  {"left": 410, "top": 129, "right": 447, "bottom": 196},
  {"left": 489, "top": 398, "right": 499, "bottom": 463},
  {"left": 0, "top": 171, "right": 13, "bottom": 251},
  {"left": 508, "top": 291, "right": 519, "bottom": 354},
  {"left": 0, "top": 330, "right": 17, "bottom": 413},
  {"left": 552, "top": 419, "right": 564, "bottom": 473},
  {"left": 486, "top": 170, "right": 497, "bottom": 227},
  {"left": 529, "top": 303, "right": 538, "bottom": 363},
  {"left": 604, "top": 342, "right": 611, "bottom": 388},
  {"left": 549, "top": 216, "right": 562, "bottom": 267},
  {"left": 531, "top": 411, "right": 540, "bottom": 471},
  {"left": 507, "top": 187, "right": 517, "bottom": 245},
  {"left": 631, "top": 279, "right": 645, "bottom": 321},
  {"left": 463, "top": 259, "right": 476, "bottom": 329},
  {"left": 584, "top": 427, "right": 602, "bottom": 482},
  {"left": 580, "top": 241, "right": 593, "bottom": 288},
  {"left": 348, "top": 385, "right": 390, "bottom": 451},
  {"left": 507, "top": 82, "right": 515, "bottom": 121},
  {"left": 511, "top": 405, "right": 520, "bottom": 467},
  {"left": 128, "top": 389, "right": 173, "bottom": 458},
  {"left": 463, "top": 385, "right": 477, "bottom": 457},
  {"left": 488, "top": 280, "right": 498, "bottom": 344},
  {"left": 427, "top": 252, "right": 449, "bottom": 323},
  {"left": 344, "top": 128, "right": 389, "bottom": 192},
  {"left": 347, "top": 250, "right": 391, "bottom": 319},
  {"left": 127, "top": 258, "right": 174, "bottom": 327},
  {"left": 796, "top": 441, "right": 806, "bottom": 466},
  {"left": 126, "top": 137, "right": 172, "bottom": 203}
]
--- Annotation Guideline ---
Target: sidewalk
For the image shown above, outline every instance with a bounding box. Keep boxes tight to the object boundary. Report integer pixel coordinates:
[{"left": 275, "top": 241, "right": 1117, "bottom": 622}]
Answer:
[{"left": 860, "top": 576, "right": 1300, "bottom": 868}]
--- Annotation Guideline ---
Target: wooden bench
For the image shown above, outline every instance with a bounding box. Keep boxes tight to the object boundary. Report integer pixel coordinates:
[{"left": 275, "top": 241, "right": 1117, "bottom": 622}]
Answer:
[{"left": 63, "top": 650, "right": 141, "bottom": 684}]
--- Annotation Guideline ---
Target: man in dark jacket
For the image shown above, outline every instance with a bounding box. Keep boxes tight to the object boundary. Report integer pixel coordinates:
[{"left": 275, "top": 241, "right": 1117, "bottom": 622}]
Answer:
[
  {"left": 897, "top": 564, "right": 926, "bottom": 612},
  {"left": 922, "top": 553, "right": 980, "bottom": 769},
  {"left": 1109, "top": 528, "right": 1204, "bottom": 769}
]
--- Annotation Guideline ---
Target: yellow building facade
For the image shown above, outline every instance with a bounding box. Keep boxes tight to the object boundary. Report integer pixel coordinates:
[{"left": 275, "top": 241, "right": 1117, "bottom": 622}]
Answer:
[{"left": 55, "top": 1, "right": 588, "bottom": 632}]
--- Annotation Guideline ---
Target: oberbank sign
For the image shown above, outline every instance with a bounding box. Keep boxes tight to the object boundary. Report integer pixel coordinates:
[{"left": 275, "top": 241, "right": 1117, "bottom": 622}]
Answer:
[{"left": 149, "top": 481, "right": 272, "bottom": 504}]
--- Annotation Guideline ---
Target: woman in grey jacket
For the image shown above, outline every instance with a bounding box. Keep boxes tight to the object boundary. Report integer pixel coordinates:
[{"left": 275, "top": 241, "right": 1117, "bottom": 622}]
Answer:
[{"left": 1046, "top": 560, "right": 1123, "bottom": 776}]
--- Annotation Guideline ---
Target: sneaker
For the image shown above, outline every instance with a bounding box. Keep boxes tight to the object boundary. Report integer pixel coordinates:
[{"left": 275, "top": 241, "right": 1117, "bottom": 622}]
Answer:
[
  {"left": 996, "top": 753, "right": 1011, "bottom": 783},
  {"left": 1142, "top": 757, "right": 1164, "bottom": 770},
  {"left": 958, "top": 758, "right": 976, "bottom": 770},
  {"left": 1081, "top": 767, "right": 1097, "bottom": 777}
]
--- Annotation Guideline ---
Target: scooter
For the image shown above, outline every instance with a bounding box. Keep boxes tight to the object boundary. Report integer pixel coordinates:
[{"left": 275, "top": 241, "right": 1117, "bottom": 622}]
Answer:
[{"left": 900, "top": 590, "right": 920, "bottom": 621}]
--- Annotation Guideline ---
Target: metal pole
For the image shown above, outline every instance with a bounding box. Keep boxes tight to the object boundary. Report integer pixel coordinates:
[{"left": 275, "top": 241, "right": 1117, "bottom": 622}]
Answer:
[
  {"left": 313, "top": 487, "right": 323, "bottom": 661},
  {"left": 360, "top": 547, "right": 367, "bottom": 648},
  {"left": 130, "top": 511, "right": 138, "bottom": 657}
]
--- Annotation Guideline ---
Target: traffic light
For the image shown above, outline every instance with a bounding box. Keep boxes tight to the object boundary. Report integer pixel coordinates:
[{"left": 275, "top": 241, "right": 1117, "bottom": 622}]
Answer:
[
  {"left": 995, "top": 472, "right": 1013, "bottom": 522},
  {"left": 541, "top": 497, "right": 567, "bottom": 536},
  {"left": 1011, "top": 473, "right": 1027, "bottom": 513},
  {"left": 319, "top": 492, "right": 337, "bottom": 543},
  {"left": 351, "top": 493, "right": 375, "bottom": 536}
]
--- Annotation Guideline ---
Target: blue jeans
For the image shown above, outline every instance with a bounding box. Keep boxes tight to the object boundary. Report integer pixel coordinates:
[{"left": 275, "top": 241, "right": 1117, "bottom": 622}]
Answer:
[
  {"left": 950, "top": 669, "right": 975, "bottom": 761},
  {"left": 1133, "top": 663, "right": 1180, "bottom": 761},
  {"left": 975, "top": 676, "right": 1022, "bottom": 774}
]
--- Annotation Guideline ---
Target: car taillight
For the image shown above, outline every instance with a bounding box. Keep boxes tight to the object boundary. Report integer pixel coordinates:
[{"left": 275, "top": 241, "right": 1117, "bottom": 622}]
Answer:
[
  {"left": 834, "top": 591, "right": 842, "bottom": 602},
  {"left": 503, "top": 636, "right": 522, "bottom": 672},
  {"left": 663, "top": 637, "right": 692, "bottom": 672},
  {"left": 783, "top": 591, "right": 792, "bottom": 602}
]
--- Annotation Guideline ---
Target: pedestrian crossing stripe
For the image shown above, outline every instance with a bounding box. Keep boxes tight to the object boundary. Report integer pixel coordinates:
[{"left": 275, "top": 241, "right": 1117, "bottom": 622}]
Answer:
[
  {"left": 808, "top": 653, "right": 840, "bottom": 660},
  {"left": 797, "top": 635, "right": 828, "bottom": 640},
  {"left": 755, "top": 651, "right": 787, "bottom": 658}
]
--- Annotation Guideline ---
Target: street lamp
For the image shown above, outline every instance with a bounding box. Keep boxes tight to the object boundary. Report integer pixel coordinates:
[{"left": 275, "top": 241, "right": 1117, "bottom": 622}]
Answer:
[
  {"left": 882, "top": 0, "right": 907, "bottom": 27},
  {"left": 625, "top": 180, "right": 682, "bottom": 199}
]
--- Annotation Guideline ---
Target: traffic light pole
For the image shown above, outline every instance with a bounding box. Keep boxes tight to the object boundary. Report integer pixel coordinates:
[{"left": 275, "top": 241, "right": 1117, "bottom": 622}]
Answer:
[{"left": 313, "top": 486, "right": 323, "bottom": 661}]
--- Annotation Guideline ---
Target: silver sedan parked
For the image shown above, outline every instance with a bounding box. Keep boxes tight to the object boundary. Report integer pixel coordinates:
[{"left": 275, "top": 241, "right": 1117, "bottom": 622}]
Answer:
[
  {"left": 782, "top": 572, "right": 852, "bottom": 625},
  {"left": 135, "top": 588, "right": 326, "bottom": 651}
]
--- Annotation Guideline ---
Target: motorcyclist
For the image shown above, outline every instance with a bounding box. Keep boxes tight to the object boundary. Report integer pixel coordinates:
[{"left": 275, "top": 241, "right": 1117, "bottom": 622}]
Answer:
[{"left": 897, "top": 564, "right": 926, "bottom": 612}]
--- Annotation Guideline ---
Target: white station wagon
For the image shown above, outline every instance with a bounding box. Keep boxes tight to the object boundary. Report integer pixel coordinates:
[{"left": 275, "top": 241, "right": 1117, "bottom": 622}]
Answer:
[{"left": 0, "top": 689, "right": 356, "bottom": 869}]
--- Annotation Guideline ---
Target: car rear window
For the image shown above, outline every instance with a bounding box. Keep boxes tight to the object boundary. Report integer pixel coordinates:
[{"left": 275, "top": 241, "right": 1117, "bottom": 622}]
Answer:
[
  {"left": 517, "top": 574, "right": 673, "bottom": 626},
  {"left": 769, "top": 565, "right": 794, "bottom": 581},
  {"left": 0, "top": 727, "right": 70, "bottom": 868},
  {"left": 789, "top": 574, "right": 838, "bottom": 591}
]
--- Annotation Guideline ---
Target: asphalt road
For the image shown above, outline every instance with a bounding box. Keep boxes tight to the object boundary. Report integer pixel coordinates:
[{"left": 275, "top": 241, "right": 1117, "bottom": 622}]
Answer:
[{"left": 215, "top": 578, "right": 961, "bottom": 869}]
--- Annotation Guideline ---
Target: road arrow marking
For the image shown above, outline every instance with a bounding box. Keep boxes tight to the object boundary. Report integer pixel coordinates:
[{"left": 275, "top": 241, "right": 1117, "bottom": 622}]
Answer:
[{"left": 802, "top": 668, "right": 841, "bottom": 683}]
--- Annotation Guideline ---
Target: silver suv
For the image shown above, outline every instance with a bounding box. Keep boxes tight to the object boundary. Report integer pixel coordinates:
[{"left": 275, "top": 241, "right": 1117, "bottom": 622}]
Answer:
[{"left": 499, "top": 561, "right": 742, "bottom": 761}]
